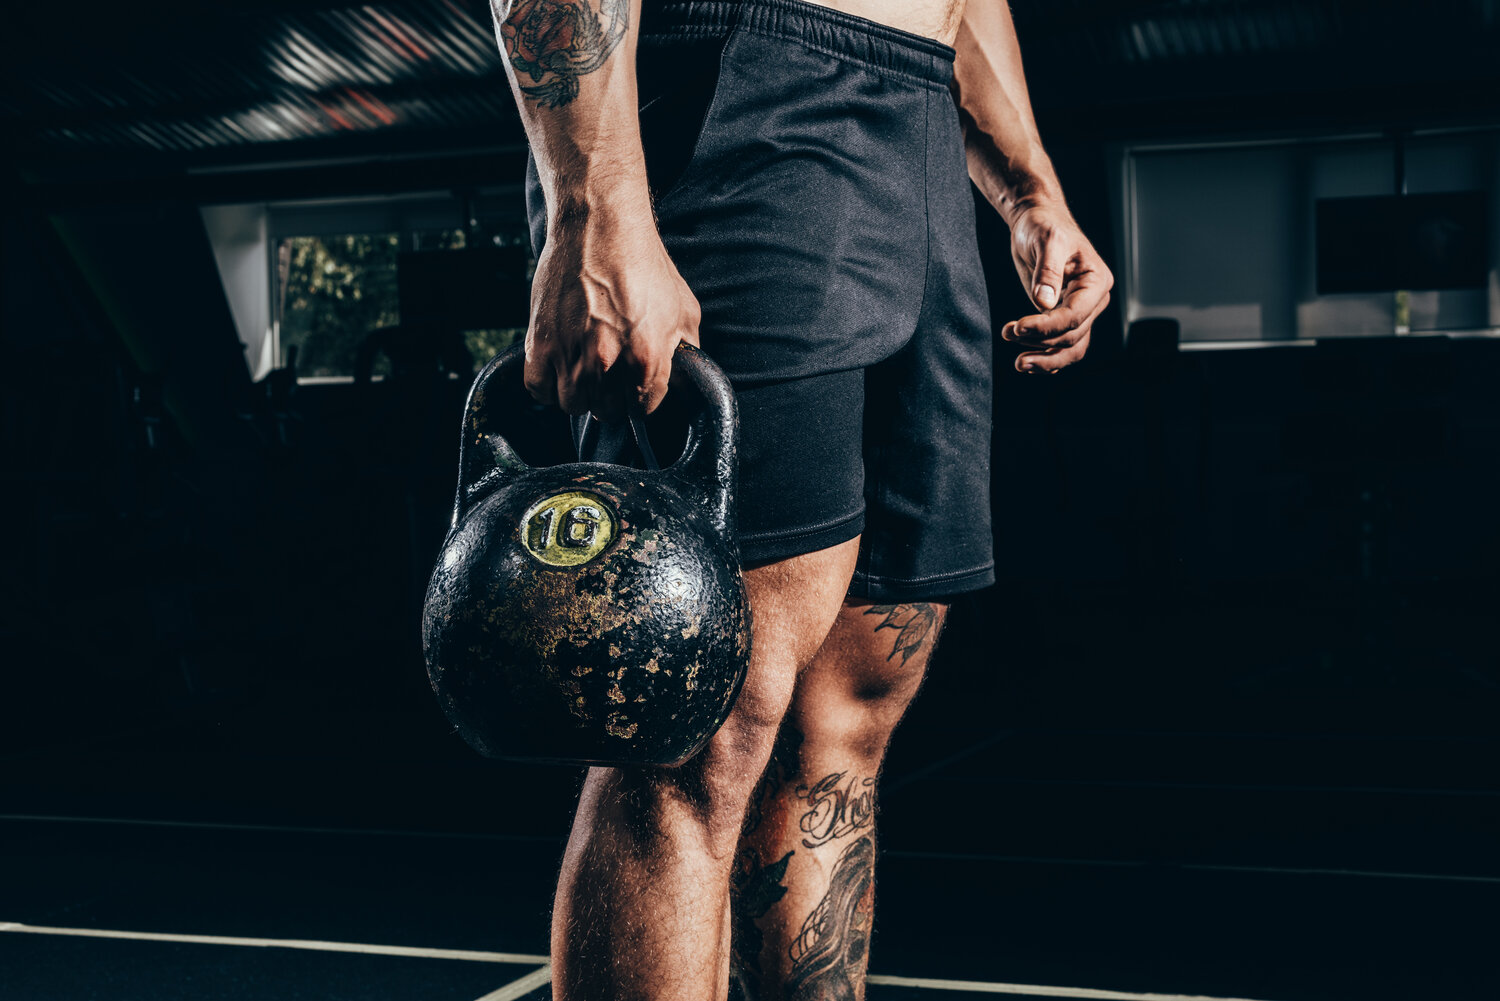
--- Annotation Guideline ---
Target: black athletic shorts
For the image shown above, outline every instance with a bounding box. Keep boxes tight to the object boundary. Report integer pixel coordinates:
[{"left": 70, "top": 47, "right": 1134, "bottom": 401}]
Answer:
[{"left": 525, "top": 0, "right": 995, "bottom": 602}]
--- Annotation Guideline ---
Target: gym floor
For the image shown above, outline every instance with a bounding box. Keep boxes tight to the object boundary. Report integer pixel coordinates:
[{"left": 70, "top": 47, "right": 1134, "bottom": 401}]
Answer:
[{"left": 4, "top": 600, "right": 1496, "bottom": 1001}]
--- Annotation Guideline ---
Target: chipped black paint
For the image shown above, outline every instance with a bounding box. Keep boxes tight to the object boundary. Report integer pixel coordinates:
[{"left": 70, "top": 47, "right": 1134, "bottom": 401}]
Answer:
[{"left": 422, "top": 343, "right": 751, "bottom": 767}]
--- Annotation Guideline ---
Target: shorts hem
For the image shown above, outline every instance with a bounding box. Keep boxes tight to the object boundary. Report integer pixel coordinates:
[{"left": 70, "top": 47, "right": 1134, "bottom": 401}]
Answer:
[
  {"left": 848, "top": 563, "right": 995, "bottom": 602},
  {"left": 740, "top": 509, "right": 865, "bottom": 568}
]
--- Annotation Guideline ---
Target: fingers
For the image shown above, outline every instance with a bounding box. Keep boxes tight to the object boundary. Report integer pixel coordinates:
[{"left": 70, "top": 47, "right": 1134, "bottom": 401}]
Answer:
[
  {"left": 1017, "top": 327, "right": 1091, "bottom": 374},
  {"left": 634, "top": 298, "right": 701, "bottom": 414},
  {"left": 522, "top": 330, "right": 560, "bottom": 408},
  {"left": 556, "top": 309, "right": 701, "bottom": 419},
  {"left": 1030, "top": 239, "right": 1069, "bottom": 311},
  {"left": 1012, "top": 289, "right": 1108, "bottom": 373},
  {"left": 1003, "top": 270, "right": 1111, "bottom": 345}
]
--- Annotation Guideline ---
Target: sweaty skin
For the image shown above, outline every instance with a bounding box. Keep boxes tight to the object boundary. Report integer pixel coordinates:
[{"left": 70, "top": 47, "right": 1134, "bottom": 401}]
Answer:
[{"left": 489, "top": 0, "right": 1112, "bottom": 997}]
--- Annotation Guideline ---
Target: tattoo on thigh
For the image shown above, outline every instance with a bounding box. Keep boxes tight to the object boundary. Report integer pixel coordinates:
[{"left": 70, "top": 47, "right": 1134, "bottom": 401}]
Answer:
[
  {"left": 494, "top": 0, "right": 629, "bottom": 108},
  {"left": 863, "top": 603, "right": 939, "bottom": 665},
  {"left": 786, "top": 836, "right": 876, "bottom": 1000},
  {"left": 796, "top": 771, "right": 876, "bottom": 849}
]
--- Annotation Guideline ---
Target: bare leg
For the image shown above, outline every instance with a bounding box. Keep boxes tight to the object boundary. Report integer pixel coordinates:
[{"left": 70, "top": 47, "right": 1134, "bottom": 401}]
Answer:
[
  {"left": 733, "top": 600, "right": 947, "bottom": 1001},
  {"left": 550, "top": 537, "right": 862, "bottom": 1001}
]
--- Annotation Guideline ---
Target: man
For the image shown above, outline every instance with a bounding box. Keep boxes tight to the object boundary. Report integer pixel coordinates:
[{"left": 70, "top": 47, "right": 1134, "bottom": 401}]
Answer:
[{"left": 491, "top": 0, "right": 1113, "bottom": 996}]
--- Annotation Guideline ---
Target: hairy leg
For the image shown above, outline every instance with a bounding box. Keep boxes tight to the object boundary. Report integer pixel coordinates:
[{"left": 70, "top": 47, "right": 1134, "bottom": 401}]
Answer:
[
  {"left": 551, "top": 537, "right": 862, "bottom": 1001},
  {"left": 732, "top": 600, "right": 948, "bottom": 1001}
]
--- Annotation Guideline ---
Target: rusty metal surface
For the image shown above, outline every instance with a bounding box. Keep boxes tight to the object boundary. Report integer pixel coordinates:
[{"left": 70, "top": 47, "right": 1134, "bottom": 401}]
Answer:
[{"left": 423, "top": 344, "right": 751, "bottom": 766}]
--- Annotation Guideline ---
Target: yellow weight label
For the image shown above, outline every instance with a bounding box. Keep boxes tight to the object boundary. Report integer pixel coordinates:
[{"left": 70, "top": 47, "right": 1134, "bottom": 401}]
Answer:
[{"left": 520, "top": 491, "right": 617, "bottom": 567}]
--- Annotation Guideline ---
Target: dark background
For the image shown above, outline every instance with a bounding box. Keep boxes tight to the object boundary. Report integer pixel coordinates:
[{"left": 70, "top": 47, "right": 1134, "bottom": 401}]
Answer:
[{"left": 2, "top": 1, "right": 1498, "bottom": 999}]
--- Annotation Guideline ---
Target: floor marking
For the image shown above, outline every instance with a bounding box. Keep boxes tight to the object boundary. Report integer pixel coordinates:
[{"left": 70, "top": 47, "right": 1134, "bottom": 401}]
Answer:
[
  {"left": 474, "top": 963, "right": 551, "bottom": 1001},
  {"left": 0, "top": 923, "right": 1278, "bottom": 1000},
  {"left": 865, "top": 974, "right": 1278, "bottom": 1000},
  {"left": 883, "top": 850, "right": 1500, "bottom": 884},
  {"left": 0, "top": 922, "right": 548, "bottom": 965}
]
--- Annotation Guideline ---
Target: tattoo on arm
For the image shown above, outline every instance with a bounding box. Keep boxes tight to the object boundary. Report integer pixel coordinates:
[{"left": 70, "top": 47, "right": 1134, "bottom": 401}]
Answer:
[
  {"left": 786, "top": 836, "right": 876, "bottom": 1000},
  {"left": 796, "top": 771, "right": 876, "bottom": 849},
  {"left": 494, "top": 0, "right": 630, "bottom": 108},
  {"left": 863, "top": 603, "right": 940, "bottom": 665}
]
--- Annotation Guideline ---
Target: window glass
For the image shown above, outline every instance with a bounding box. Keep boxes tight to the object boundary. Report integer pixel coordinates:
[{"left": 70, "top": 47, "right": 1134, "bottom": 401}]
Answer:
[
  {"left": 275, "top": 228, "right": 527, "bottom": 378},
  {"left": 277, "top": 233, "right": 400, "bottom": 378},
  {"left": 1126, "top": 130, "right": 1499, "bottom": 343}
]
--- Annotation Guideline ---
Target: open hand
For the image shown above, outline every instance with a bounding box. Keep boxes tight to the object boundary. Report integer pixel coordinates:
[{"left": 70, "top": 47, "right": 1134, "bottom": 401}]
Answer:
[
  {"left": 1003, "top": 201, "right": 1113, "bottom": 374},
  {"left": 525, "top": 204, "right": 701, "bottom": 416}
]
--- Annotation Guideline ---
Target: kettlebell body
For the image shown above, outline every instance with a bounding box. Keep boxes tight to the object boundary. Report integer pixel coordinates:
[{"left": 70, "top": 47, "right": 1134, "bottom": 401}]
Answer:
[{"left": 422, "top": 343, "right": 751, "bottom": 766}]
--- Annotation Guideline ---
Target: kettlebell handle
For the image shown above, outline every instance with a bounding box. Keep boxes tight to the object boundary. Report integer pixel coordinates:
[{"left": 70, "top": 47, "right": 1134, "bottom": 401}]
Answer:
[
  {"left": 451, "top": 342, "right": 738, "bottom": 538},
  {"left": 669, "top": 342, "right": 739, "bottom": 539}
]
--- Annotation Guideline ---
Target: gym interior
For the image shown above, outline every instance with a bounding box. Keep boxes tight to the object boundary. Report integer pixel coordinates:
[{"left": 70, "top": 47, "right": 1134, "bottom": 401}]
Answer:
[{"left": 3, "top": 1, "right": 1497, "bottom": 999}]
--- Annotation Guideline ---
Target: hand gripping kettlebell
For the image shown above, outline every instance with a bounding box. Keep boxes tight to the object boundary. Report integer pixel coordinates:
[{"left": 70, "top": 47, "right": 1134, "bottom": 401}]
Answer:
[{"left": 421, "top": 342, "right": 751, "bottom": 766}]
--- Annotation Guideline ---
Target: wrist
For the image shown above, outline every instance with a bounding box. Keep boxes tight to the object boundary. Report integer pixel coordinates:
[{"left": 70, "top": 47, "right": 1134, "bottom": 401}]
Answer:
[
  {"left": 997, "top": 177, "right": 1066, "bottom": 228},
  {"left": 547, "top": 175, "right": 655, "bottom": 239},
  {"left": 966, "top": 133, "right": 1066, "bottom": 227}
]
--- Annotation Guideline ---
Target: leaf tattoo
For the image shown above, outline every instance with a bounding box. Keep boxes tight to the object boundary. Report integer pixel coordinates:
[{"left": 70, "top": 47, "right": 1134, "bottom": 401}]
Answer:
[{"left": 863, "top": 603, "right": 939, "bottom": 665}]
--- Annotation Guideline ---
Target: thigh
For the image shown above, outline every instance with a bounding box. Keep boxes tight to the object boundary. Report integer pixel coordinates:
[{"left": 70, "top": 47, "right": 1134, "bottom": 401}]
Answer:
[{"left": 672, "top": 537, "right": 861, "bottom": 837}]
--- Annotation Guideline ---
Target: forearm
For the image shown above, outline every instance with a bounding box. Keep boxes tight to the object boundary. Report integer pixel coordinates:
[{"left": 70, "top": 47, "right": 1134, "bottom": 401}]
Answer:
[
  {"left": 950, "top": 2, "right": 1065, "bottom": 226},
  {"left": 491, "top": 0, "right": 651, "bottom": 228}
]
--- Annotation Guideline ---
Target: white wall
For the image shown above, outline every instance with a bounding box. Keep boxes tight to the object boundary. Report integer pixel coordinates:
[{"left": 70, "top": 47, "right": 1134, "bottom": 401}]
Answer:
[
  {"left": 1123, "top": 129, "right": 1500, "bottom": 343},
  {"left": 200, "top": 203, "right": 274, "bottom": 380}
]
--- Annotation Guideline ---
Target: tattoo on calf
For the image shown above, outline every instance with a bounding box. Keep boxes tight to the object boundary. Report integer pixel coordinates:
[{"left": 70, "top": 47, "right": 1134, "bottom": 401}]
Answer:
[
  {"left": 730, "top": 848, "right": 794, "bottom": 1000},
  {"left": 796, "top": 771, "right": 876, "bottom": 849},
  {"left": 863, "top": 603, "right": 939, "bottom": 666},
  {"left": 786, "top": 836, "right": 876, "bottom": 1001},
  {"left": 494, "top": 0, "right": 629, "bottom": 108},
  {"left": 731, "top": 725, "right": 804, "bottom": 997}
]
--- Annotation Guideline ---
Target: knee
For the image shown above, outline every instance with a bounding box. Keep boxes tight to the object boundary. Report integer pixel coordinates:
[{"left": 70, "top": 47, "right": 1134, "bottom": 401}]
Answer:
[
  {"left": 792, "top": 602, "right": 948, "bottom": 759},
  {"left": 603, "top": 671, "right": 791, "bottom": 858},
  {"left": 791, "top": 678, "right": 920, "bottom": 765}
]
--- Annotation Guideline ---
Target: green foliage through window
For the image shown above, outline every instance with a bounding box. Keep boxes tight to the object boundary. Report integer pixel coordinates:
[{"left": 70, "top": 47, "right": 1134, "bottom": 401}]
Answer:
[
  {"left": 278, "top": 234, "right": 400, "bottom": 378},
  {"left": 275, "top": 231, "right": 526, "bottom": 379}
]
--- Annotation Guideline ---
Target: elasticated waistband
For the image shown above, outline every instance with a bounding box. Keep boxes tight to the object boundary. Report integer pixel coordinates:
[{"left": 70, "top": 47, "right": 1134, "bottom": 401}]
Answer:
[{"left": 641, "top": 0, "right": 956, "bottom": 87}]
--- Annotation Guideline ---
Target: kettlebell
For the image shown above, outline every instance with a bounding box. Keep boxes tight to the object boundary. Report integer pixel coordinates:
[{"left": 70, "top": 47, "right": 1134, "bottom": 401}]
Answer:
[{"left": 422, "top": 342, "right": 752, "bottom": 766}]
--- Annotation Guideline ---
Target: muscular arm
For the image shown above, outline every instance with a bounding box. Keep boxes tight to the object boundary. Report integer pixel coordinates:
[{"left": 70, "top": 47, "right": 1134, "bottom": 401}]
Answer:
[
  {"left": 491, "top": 0, "right": 699, "bottom": 414},
  {"left": 951, "top": 2, "right": 1112, "bottom": 373}
]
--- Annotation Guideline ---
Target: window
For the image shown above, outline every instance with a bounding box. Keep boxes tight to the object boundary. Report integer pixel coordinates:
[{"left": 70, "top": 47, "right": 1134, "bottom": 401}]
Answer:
[
  {"left": 1118, "top": 128, "right": 1500, "bottom": 346},
  {"left": 276, "top": 232, "right": 402, "bottom": 379}
]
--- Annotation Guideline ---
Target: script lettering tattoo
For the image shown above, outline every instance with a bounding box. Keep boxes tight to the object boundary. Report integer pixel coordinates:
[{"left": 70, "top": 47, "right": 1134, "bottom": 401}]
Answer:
[
  {"left": 796, "top": 771, "right": 876, "bottom": 849},
  {"left": 493, "top": 0, "right": 629, "bottom": 108},
  {"left": 786, "top": 836, "right": 876, "bottom": 1000},
  {"left": 863, "top": 603, "right": 939, "bottom": 665}
]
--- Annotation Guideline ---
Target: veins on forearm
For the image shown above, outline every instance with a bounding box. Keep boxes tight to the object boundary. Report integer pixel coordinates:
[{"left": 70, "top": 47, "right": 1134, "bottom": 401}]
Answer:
[
  {"left": 959, "top": 117, "right": 1061, "bottom": 223},
  {"left": 494, "top": 0, "right": 629, "bottom": 108}
]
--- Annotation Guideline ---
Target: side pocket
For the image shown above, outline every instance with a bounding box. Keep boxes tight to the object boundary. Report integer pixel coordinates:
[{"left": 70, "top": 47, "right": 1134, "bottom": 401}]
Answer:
[{"left": 636, "top": 31, "right": 741, "bottom": 207}]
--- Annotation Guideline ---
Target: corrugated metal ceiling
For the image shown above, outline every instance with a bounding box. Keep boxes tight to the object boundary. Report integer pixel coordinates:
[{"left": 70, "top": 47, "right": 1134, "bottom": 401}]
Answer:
[{"left": 4, "top": 0, "right": 1498, "bottom": 159}]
